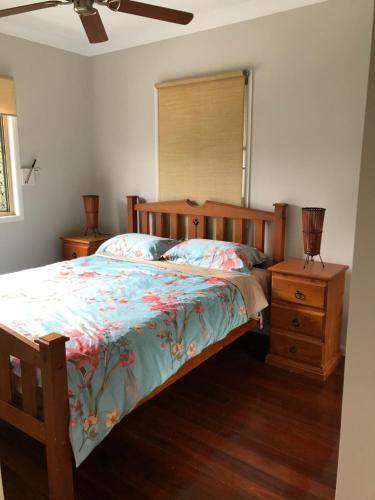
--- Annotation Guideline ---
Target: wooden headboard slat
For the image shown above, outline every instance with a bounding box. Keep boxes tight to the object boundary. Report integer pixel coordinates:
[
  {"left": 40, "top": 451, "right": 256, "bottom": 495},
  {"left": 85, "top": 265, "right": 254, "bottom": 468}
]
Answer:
[
  {"left": 254, "top": 220, "right": 265, "bottom": 252},
  {"left": 216, "top": 217, "right": 225, "bottom": 241},
  {"left": 234, "top": 219, "right": 244, "bottom": 244},
  {"left": 155, "top": 213, "right": 163, "bottom": 237},
  {"left": 141, "top": 211, "right": 150, "bottom": 234},
  {"left": 170, "top": 214, "right": 178, "bottom": 239},
  {"left": 126, "top": 196, "right": 287, "bottom": 263},
  {"left": 188, "top": 215, "right": 205, "bottom": 239}
]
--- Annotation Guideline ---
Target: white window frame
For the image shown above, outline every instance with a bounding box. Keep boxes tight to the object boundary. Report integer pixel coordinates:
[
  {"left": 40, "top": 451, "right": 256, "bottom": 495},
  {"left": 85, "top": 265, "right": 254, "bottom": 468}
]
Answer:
[{"left": 0, "top": 116, "right": 23, "bottom": 223}]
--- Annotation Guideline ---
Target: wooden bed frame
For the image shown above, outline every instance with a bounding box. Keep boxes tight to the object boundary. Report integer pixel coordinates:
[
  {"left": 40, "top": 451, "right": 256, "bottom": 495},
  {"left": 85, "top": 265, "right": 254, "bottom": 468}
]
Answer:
[{"left": 0, "top": 196, "right": 287, "bottom": 500}]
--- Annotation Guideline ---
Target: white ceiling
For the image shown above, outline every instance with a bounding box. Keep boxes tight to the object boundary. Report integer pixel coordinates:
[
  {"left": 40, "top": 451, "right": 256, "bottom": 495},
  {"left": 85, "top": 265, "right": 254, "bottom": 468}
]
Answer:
[{"left": 0, "top": 0, "right": 326, "bottom": 57}]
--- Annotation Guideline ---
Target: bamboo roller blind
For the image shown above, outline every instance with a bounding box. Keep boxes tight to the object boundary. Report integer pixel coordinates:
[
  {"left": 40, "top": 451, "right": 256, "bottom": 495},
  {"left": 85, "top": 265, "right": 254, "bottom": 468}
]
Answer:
[{"left": 156, "top": 72, "right": 246, "bottom": 205}]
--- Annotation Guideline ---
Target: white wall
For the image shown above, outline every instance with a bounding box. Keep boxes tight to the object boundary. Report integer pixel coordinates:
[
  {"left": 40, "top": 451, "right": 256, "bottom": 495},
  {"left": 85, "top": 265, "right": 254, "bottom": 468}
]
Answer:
[
  {"left": 336, "top": 4, "right": 375, "bottom": 498},
  {"left": 0, "top": 34, "right": 92, "bottom": 273},
  {"left": 90, "top": 0, "right": 373, "bottom": 345}
]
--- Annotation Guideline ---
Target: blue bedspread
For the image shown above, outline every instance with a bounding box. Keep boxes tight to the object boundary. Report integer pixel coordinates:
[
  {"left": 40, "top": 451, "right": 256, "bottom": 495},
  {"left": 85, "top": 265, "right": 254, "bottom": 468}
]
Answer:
[{"left": 0, "top": 255, "right": 251, "bottom": 465}]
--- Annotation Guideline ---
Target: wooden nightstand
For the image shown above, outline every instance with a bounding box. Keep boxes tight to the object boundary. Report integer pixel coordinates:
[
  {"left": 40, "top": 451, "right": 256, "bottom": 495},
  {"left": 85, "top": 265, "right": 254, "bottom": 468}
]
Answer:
[
  {"left": 266, "top": 258, "right": 348, "bottom": 381},
  {"left": 61, "top": 234, "right": 112, "bottom": 260}
]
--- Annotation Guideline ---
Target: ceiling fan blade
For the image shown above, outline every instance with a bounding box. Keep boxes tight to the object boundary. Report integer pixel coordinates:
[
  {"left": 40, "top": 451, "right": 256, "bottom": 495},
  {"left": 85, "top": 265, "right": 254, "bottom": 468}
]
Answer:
[
  {"left": 0, "top": 1, "right": 61, "bottom": 18},
  {"left": 80, "top": 9, "right": 108, "bottom": 43},
  {"left": 108, "top": 0, "right": 193, "bottom": 25}
]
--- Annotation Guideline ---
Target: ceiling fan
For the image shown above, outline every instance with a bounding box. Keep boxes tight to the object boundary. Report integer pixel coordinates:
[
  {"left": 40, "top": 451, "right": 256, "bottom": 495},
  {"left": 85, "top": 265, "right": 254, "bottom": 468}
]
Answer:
[{"left": 0, "top": 0, "right": 194, "bottom": 44}]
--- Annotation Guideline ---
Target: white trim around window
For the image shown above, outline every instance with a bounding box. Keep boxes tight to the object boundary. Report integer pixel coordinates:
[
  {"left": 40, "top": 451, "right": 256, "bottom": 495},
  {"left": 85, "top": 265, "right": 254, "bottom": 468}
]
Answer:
[{"left": 0, "top": 116, "right": 24, "bottom": 224}]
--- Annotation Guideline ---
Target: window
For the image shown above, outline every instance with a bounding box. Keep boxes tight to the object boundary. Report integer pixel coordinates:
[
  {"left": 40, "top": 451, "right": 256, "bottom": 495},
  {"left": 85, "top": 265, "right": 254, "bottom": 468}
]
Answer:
[
  {"left": 0, "top": 76, "right": 23, "bottom": 223},
  {"left": 0, "top": 116, "right": 23, "bottom": 222},
  {"left": 0, "top": 116, "right": 14, "bottom": 215}
]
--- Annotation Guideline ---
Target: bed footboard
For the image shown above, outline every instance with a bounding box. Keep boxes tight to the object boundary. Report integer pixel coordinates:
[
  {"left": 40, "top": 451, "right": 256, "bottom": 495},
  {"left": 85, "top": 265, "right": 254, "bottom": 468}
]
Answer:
[{"left": 0, "top": 324, "right": 74, "bottom": 500}]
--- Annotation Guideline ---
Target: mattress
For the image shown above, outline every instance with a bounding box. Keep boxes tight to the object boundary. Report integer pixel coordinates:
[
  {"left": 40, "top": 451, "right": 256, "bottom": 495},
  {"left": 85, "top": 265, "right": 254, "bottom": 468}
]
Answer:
[{"left": 0, "top": 255, "right": 268, "bottom": 465}]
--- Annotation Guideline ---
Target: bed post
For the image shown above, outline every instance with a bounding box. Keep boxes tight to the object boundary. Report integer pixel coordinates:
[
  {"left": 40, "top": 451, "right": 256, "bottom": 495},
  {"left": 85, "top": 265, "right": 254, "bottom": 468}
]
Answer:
[
  {"left": 273, "top": 203, "right": 288, "bottom": 263},
  {"left": 37, "top": 334, "right": 74, "bottom": 500},
  {"left": 127, "top": 195, "right": 139, "bottom": 233}
]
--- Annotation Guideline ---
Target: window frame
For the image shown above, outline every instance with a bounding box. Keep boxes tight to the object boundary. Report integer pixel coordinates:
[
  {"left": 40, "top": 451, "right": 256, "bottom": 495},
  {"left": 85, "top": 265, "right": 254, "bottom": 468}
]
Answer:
[
  {"left": 0, "top": 115, "right": 23, "bottom": 223},
  {"left": 0, "top": 115, "right": 14, "bottom": 215}
]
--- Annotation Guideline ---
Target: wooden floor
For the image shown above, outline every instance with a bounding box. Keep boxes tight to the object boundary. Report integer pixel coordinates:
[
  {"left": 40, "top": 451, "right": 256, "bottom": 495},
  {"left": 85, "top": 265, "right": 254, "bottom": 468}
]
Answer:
[{"left": 0, "top": 334, "right": 343, "bottom": 500}]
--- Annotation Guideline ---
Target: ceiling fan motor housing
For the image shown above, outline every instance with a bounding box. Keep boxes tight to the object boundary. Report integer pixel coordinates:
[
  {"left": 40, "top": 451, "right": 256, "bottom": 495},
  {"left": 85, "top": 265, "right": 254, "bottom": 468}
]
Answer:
[{"left": 74, "top": 0, "right": 95, "bottom": 16}]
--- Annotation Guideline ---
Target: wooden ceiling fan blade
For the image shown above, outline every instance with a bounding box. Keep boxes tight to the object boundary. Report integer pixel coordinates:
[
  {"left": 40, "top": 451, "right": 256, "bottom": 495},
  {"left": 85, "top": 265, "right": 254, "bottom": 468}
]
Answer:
[
  {"left": 108, "top": 0, "right": 193, "bottom": 25},
  {"left": 0, "top": 1, "right": 61, "bottom": 18},
  {"left": 80, "top": 9, "right": 108, "bottom": 43}
]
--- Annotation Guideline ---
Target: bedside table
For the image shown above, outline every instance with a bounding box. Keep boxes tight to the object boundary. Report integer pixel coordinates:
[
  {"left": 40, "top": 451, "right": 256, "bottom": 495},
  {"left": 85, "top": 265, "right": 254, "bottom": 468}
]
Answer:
[
  {"left": 266, "top": 258, "right": 348, "bottom": 381},
  {"left": 61, "top": 234, "right": 112, "bottom": 260}
]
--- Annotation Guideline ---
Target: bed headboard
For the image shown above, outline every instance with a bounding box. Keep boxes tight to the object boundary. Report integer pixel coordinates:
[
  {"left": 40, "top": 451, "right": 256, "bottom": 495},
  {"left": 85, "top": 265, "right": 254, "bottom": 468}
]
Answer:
[{"left": 127, "top": 196, "right": 288, "bottom": 263}]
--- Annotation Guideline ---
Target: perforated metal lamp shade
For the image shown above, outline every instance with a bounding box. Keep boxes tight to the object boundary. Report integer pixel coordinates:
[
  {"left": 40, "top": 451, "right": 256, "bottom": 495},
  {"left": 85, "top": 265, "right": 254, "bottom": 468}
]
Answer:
[{"left": 0, "top": 77, "right": 17, "bottom": 116}]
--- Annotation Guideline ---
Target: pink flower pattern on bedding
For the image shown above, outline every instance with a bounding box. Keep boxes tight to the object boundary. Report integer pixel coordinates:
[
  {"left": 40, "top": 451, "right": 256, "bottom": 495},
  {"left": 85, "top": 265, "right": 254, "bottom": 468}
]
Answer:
[
  {"left": 163, "top": 238, "right": 266, "bottom": 274},
  {"left": 0, "top": 254, "right": 255, "bottom": 466}
]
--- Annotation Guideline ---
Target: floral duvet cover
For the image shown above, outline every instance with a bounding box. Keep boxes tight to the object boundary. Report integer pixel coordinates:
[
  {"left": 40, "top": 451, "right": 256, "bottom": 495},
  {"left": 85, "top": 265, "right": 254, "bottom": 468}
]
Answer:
[{"left": 0, "top": 255, "right": 257, "bottom": 465}]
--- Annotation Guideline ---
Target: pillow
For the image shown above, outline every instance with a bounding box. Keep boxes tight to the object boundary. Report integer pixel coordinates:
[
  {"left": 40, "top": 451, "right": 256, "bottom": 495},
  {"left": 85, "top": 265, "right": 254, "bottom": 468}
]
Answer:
[
  {"left": 96, "top": 233, "right": 180, "bottom": 260},
  {"left": 162, "top": 239, "right": 266, "bottom": 274}
]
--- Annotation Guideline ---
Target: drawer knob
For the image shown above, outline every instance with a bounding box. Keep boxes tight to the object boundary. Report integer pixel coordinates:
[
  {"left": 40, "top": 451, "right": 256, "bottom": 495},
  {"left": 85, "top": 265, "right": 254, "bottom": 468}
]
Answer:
[
  {"left": 291, "top": 317, "right": 300, "bottom": 328},
  {"left": 72, "top": 252, "right": 77, "bottom": 259},
  {"left": 289, "top": 345, "right": 298, "bottom": 354},
  {"left": 295, "top": 290, "right": 305, "bottom": 300}
]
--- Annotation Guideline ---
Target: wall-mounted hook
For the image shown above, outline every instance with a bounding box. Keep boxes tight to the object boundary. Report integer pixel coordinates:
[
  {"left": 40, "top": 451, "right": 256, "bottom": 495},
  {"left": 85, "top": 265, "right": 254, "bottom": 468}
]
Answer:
[{"left": 21, "top": 159, "right": 40, "bottom": 184}]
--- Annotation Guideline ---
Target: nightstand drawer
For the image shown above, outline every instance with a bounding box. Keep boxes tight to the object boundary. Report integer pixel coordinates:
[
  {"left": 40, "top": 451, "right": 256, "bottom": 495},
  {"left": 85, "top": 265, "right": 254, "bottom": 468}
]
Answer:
[
  {"left": 63, "top": 243, "right": 89, "bottom": 260},
  {"left": 272, "top": 275, "right": 326, "bottom": 309},
  {"left": 270, "top": 331, "right": 323, "bottom": 366},
  {"left": 61, "top": 235, "right": 111, "bottom": 261},
  {"left": 271, "top": 303, "right": 325, "bottom": 339}
]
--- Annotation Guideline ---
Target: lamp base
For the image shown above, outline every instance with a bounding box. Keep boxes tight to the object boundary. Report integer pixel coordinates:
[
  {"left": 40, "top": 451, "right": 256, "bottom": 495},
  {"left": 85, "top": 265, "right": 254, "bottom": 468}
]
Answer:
[
  {"left": 304, "top": 254, "right": 325, "bottom": 269},
  {"left": 84, "top": 227, "right": 101, "bottom": 237}
]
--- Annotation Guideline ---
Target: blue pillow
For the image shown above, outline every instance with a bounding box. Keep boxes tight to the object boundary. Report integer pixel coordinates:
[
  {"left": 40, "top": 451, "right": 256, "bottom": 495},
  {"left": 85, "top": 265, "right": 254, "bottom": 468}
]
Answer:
[
  {"left": 96, "top": 233, "right": 180, "bottom": 260},
  {"left": 162, "top": 239, "right": 266, "bottom": 274}
]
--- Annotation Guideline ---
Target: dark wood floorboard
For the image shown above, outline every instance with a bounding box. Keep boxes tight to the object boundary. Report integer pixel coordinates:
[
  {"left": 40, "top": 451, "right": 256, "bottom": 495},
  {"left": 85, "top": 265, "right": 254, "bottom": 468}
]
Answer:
[{"left": 0, "top": 334, "right": 344, "bottom": 500}]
